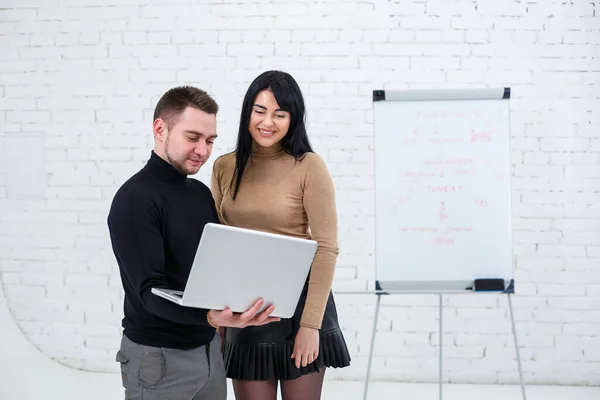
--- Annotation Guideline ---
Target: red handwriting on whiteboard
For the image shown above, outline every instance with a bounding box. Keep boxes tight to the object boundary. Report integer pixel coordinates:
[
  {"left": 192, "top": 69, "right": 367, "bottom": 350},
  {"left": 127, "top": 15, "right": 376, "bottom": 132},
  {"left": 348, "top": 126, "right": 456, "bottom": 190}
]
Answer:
[
  {"left": 403, "top": 171, "right": 443, "bottom": 178},
  {"left": 445, "top": 226, "right": 474, "bottom": 233},
  {"left": 393, "top": 182, "right": 422, "bottom": 209},
  {"left": 475, "top": 199, "right": 488, "bottom": 207},
  {"left": 400, "top": 226, "right": 474, "bottom": 234},
  {"left": 470, "top": 129, "right": 494, "bottom": 143},
  {"left": 425, "top": 158, "right": 473, "bottom": 166},
  {"left": 439, "top": 201, "right": 448, "bottom": 220},
  {"left": 455, "top": 168, "right": 474, "bottom": 176},
  {"left": 432, "top": 226, "right": 475, "bottom": 245},
  {"left": 400, "top": 226, "right": 438, "bottom": 233},
  {"left": 427, "top": 185, "right": 463, "bottom": 193}
]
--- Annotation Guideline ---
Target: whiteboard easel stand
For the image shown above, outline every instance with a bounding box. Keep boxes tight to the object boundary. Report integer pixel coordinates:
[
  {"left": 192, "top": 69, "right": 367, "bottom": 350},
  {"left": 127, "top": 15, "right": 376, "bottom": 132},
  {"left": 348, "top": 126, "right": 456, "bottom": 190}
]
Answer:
[
  {"left": 338, "top": 285, "right": 527, "bottom": 400},
  {"left": 352, "top": 87, "right": 527, "bottom": 400}
]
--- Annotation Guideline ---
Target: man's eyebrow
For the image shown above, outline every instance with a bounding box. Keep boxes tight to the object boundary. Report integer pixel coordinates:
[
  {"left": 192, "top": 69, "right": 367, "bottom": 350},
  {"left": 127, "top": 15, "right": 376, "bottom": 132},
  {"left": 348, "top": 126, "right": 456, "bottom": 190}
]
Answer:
[
  {"left": 184, "top": 130, "right": 218, "bottom": 138},
  {"left": 253, "top": 104, "right": 287, "bottom": 113}
]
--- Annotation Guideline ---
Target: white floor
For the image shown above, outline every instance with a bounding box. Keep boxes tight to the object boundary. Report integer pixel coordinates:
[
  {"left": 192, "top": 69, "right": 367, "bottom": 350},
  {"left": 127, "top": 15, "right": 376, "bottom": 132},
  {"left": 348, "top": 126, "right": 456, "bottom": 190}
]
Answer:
[{"left": 1, "top": 282, "right": 598, "bottom": 400}]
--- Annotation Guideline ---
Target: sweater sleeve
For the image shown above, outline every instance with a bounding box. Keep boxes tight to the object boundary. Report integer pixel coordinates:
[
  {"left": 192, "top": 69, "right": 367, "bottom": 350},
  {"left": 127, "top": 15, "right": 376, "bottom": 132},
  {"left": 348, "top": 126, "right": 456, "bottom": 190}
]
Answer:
[
  {"left": 107, "top": 188, "right": 212, "bottom": 326},
  {"left": 210, "top": 159, "right": 224, "bottom": 223},
  {"left": 299, "top": 154, "right": 340, "bottom": 329}
]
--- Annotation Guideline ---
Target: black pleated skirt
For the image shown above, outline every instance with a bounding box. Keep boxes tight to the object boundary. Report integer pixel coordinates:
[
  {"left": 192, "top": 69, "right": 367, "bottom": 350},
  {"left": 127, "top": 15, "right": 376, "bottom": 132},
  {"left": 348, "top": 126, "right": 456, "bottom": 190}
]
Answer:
[{"left": 222, "top": 282, "right": 351, "bottom": 381}]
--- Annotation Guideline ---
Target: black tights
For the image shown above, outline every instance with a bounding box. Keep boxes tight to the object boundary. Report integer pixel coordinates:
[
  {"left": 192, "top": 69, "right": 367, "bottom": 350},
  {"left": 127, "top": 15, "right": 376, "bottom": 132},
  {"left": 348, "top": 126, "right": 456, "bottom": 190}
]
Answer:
[{"left": 232, "top": 368, "right": 326, "bottom": 400}]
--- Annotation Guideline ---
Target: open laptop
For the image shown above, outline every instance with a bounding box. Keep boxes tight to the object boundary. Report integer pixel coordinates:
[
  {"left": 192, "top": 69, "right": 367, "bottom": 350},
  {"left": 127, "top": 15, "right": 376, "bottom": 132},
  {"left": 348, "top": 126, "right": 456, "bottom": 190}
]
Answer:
[{"left": 151, "top": 223, "right": 317, "bottom": 318}]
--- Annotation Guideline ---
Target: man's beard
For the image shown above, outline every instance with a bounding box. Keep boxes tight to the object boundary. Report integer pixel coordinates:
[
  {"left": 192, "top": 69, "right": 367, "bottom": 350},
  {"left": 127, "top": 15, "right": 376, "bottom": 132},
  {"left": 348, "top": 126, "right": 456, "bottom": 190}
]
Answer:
[
  {"left": 166, "top": 152, "right": 191, "bottom": 175},
  {"left": 165, "top": 138, "right": 193, "bottom": 176}
]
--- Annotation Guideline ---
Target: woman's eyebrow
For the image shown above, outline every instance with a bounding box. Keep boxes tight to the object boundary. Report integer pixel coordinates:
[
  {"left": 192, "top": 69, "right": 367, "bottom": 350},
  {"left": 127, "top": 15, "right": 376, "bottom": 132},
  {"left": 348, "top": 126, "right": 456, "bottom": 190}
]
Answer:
[{"left": 253, "top": 104, "right": 286, "bottom": 112}]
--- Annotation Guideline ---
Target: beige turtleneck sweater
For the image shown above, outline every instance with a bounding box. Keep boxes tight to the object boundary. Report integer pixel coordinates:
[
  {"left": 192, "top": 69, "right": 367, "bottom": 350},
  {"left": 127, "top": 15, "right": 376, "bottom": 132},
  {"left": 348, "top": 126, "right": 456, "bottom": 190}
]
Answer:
[{"left": 210, "top": 144, "right": 339, "bottom": 329}]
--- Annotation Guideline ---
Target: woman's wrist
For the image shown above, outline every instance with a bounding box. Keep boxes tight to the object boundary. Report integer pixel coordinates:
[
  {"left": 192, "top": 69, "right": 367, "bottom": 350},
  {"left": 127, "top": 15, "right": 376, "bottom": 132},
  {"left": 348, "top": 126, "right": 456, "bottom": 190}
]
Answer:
[
  {"left": 207, "top": 311, "right": 219, "bottom": 328},
  {"left": 299, "top": 323, "right": 319, "bottom": 331}
]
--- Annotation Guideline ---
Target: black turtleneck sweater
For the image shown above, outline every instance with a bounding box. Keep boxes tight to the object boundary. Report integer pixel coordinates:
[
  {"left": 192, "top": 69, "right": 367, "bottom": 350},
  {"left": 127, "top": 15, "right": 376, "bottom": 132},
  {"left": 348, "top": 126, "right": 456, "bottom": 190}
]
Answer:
[{"left": 107, "top": 151, "right": 218, "bottom": 349}]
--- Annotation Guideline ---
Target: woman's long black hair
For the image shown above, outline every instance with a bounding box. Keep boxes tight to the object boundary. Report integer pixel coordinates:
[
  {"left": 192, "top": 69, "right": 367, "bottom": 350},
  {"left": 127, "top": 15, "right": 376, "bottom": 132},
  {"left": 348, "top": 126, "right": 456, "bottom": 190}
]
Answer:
[{"left": 229, "top": 70, "right": 313, "bottom": 200}]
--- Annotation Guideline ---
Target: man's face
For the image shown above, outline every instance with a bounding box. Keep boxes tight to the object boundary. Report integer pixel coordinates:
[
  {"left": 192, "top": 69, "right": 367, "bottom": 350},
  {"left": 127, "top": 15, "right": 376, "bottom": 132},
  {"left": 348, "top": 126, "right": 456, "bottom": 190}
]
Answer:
[{"left": 154, "top": 107, "right": 217, "bottom": 176}]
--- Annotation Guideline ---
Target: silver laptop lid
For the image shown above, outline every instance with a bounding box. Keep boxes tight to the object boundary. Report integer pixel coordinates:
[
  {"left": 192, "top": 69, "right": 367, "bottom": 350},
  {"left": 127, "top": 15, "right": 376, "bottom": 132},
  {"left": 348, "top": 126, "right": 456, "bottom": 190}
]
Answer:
[{"left": 180, "top": 223, "right": 317, "bottom": 318}]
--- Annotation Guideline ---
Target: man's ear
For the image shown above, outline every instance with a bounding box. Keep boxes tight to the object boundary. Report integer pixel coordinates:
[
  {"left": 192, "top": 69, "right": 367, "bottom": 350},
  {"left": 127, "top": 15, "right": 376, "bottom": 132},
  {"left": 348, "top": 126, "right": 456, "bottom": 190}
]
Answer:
[{"left": 153, "top": 118, "right": 167, "bottom": 142}]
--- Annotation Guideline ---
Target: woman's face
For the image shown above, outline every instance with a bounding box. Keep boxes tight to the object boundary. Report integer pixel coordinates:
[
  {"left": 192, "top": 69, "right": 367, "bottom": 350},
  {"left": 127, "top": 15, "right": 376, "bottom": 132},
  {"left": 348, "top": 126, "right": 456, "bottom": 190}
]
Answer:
[{"left": 248, "top": 89, "right": 291, "bottom": 149}]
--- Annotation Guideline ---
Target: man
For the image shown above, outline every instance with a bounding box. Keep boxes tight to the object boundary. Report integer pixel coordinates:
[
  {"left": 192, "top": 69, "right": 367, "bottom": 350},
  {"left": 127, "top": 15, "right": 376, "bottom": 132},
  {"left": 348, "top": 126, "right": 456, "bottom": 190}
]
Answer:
[{"left": 107, "top": 86, "right": 279, "bottom": 400}]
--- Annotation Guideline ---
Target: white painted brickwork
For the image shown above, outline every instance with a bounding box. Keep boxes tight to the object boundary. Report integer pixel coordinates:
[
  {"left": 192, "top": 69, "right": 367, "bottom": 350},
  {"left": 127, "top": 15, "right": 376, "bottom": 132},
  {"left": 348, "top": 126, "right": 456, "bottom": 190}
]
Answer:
[{"left": 0, "top": 0, "right": 599, "bottom": 386}]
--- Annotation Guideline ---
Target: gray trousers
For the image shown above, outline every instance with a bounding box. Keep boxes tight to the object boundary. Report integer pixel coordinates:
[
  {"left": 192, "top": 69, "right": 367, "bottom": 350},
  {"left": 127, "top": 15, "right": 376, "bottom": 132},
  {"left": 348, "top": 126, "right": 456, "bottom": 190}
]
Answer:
[{"left": 115, "top": 333, "right": 226, "bottom": 400}]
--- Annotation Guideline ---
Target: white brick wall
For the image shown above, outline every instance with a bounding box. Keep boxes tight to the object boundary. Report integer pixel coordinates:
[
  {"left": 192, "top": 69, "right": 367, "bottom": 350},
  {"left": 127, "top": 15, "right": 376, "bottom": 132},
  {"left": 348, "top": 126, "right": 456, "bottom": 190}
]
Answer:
[{"left": 1, "top": 0, "right": 599, "bottom": 385}]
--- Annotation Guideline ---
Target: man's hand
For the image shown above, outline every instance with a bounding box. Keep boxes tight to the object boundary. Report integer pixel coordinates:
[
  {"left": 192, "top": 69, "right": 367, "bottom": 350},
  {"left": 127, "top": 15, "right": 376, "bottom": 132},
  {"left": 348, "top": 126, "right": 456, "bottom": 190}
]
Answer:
[{"left": 208, "top": 298, "right": 280, "bottom": 329}]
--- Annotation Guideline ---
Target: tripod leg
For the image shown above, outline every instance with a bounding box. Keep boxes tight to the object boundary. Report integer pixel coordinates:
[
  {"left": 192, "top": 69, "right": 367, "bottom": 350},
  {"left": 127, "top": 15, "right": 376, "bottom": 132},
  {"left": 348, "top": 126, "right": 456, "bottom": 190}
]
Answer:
[
  {"left": 508, "top": 294, "right": 527, "bottom": 400},
  {"left": 363, "top": 294, "right": 382, "bottom": 400},
  {"left": 439, "top": 294, "right": 443, "bottom": 400}
]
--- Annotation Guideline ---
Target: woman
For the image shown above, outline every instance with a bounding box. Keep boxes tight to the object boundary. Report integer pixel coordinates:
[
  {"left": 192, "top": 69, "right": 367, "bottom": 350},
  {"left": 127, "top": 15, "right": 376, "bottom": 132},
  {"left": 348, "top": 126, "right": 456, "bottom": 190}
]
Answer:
[{"left": 210, "top": 70, "right": 351, "bottom": 400}]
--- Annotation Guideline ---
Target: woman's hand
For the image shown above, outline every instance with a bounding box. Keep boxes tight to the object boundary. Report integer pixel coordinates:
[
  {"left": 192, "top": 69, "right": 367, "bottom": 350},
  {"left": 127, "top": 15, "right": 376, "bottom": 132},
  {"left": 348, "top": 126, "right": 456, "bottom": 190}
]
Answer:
[{"left": 291, "top": 326, "right": 319, "bottom": 368}]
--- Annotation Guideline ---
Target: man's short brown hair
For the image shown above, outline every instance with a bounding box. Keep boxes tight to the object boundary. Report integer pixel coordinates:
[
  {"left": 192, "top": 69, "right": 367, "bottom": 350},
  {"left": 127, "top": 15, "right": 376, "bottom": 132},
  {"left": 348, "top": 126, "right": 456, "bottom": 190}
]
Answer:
[{"left": 153, "top": 86, "right": 219, "bottom": 128}]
